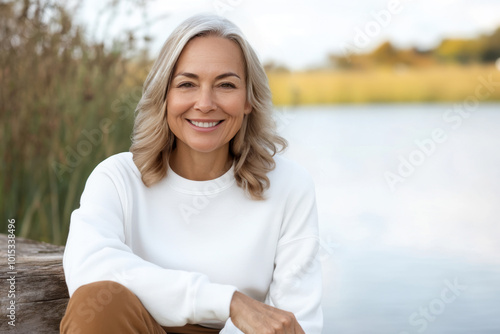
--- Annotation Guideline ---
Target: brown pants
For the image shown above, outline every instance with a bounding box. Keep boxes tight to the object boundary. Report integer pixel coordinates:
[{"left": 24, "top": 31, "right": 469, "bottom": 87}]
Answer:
[{"left": 60, "top": 281, "right": 221, "bottom": 334}]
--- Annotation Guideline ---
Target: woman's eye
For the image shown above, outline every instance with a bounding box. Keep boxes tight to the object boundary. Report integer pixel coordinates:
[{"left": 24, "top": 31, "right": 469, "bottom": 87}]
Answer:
[
  {"left": 220, "top": 82, "right": 236, "bottom": 89},
  {"left": 178, "top": 82, "right": 194, "bottom": 88}
]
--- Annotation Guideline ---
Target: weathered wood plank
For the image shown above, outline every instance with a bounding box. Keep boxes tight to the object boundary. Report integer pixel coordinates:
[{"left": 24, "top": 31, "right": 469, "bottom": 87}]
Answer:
[{"left": 0, "top": 234, "right": 68, "bottom": 333}]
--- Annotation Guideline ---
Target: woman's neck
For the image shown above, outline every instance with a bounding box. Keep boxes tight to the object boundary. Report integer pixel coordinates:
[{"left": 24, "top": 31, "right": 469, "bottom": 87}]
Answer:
[{"left": 169, "top": 142, "right": 233, "bottom": 181}]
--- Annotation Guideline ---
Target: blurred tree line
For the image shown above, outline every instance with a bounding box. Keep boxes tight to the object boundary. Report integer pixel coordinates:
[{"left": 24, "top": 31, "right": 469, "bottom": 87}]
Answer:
[
  {"left": 1, "top": 0, "right": 152, "bottom": 244},
  {"left": 330, "top": 28, "right": 500, "bottom": 69}
]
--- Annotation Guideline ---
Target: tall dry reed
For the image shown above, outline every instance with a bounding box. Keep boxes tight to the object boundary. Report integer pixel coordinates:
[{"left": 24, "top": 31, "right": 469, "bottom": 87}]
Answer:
[{"left": 0, "top": 0, "right": 149, "bottom": 244}]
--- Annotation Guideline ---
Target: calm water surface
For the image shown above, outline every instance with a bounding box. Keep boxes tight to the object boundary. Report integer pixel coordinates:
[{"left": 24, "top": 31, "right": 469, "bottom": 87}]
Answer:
[{"left": 277, "top": 103, "right": 500, "bottom": 334}]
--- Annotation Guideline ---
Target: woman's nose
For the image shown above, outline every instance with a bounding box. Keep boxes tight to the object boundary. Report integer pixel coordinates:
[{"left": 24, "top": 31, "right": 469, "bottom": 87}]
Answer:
[{"left": 194, "top": 87, "right": 216, "bottom": 113}]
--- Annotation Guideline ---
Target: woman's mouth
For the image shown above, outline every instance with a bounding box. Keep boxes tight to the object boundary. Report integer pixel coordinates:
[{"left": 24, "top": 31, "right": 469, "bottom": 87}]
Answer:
[
  {"left": 188, "top": 120, "right": 223, "bottom": 128},
  {"left": 186, "top": 119, "right": 224, "bottom": 132}
]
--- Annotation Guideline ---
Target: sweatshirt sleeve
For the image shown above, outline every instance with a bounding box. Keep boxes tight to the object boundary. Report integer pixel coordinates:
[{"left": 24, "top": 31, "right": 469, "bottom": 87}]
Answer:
[
  {"left": 265, "top": 169, "right": 324, "bottom": 333},
  {"left": 63, "top": 159, "right": 237, "bottom": 327}
]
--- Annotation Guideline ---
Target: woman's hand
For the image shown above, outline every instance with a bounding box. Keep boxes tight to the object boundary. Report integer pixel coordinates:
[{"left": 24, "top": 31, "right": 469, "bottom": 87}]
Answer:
[{"left": 229, "top": 291, "right": 305, "bottom": 334}]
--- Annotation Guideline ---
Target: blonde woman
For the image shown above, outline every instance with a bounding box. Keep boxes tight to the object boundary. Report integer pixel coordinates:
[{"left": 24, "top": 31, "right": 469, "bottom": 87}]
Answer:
[{"left": 61, "top": 14, "right": 322, "bottom": 334}]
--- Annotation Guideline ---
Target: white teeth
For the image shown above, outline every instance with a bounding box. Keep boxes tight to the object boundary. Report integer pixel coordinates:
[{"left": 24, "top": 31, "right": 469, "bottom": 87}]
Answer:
[{"left": 190, "top": 120, "right": 221, "bottom": 128}]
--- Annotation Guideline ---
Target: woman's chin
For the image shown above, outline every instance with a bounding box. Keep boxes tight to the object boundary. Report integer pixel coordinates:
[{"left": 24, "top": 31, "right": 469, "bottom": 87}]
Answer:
[{"left": 184, "top": 143, "right": 226, "bottom": 155}]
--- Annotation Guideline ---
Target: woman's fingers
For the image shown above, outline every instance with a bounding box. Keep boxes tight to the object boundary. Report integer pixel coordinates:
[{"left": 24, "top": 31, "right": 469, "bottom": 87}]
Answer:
[{"left": 229, "top": 291, "right": 304, "bottom": 334}]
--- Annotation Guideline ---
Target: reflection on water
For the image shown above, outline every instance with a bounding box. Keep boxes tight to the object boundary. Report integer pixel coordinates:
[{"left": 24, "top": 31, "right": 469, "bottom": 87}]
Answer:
[{"left": 277, "top": 103, "right": 500, "bottom": 333}]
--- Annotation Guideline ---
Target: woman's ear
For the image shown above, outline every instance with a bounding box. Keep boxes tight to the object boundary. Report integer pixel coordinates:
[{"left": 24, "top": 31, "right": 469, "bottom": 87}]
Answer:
[{"left": 244, "top": 100, "right": 252, "bottom": 115}]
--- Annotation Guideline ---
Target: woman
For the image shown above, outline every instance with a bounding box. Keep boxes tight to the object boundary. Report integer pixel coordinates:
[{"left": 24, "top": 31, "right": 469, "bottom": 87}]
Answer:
[{"left": 61, "top": 14, "right": 322, "bottom": 334}]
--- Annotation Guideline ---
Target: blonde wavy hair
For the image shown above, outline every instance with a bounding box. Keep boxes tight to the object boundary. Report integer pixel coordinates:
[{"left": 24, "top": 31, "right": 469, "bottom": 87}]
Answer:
[{"left": 130, "top": 14, "right": 287, "bottom": 200}]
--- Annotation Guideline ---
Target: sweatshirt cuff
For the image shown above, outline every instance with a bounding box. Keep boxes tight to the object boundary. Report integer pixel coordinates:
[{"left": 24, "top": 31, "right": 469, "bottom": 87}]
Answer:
[{"left": 195, "top": 283, "right": 238, "bottom": 322}]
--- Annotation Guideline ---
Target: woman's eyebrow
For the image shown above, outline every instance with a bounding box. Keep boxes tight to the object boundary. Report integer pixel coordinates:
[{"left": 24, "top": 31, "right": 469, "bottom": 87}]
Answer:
[
  {"left": 174, "top": 72, "right": 198, "bottom": 79},
  {"left": 173, "top": 72, "right": 241, "bottom": 80},
  {"left": 215, "top": 72, "right": 241, "bottom": 80}
]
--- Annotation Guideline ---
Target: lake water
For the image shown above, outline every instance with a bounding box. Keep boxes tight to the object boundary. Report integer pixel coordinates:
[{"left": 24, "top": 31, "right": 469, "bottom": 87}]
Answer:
[{"left": 276, "top": 103, "right": 500, "bottom": 333}]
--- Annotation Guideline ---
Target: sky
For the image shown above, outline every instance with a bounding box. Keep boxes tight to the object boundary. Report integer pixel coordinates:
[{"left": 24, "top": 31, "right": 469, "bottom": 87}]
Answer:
[{"left": 76, "top": 0, "right": 500, "bottom": 70}]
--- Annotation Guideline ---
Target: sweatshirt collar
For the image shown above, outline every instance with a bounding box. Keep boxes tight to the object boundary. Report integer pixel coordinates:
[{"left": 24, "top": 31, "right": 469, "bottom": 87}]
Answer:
[{"left": 165, "top": 164, "right": 236, "bottom": 195}]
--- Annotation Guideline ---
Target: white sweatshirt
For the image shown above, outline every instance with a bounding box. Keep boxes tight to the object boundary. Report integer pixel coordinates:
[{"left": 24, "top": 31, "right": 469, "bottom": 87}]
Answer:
[{"left": 63, "top": 152, "right": 323, "bottom": 333}]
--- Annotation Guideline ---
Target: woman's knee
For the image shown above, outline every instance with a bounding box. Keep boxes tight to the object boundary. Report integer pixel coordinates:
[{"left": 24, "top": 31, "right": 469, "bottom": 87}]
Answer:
[
  {"left": 60, "top": 281, "right": 141, "bottom": 333},
  {"left": 70, "top": 281, "right": 129, "bottom": 319}
]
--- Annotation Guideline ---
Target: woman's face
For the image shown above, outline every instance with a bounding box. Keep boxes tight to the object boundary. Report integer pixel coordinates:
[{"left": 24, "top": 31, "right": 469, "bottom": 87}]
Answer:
[{"left": 167, "top": 36, "right": 251, "bottom": 156}]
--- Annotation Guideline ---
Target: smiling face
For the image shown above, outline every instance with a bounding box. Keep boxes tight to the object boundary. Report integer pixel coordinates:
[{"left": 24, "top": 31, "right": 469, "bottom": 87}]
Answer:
[{"left": 166, "top": 35, "right": 252, "bottom": 158}]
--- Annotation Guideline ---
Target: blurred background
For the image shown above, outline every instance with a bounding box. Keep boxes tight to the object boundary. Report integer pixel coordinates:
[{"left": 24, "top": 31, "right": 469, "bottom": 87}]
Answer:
[{"left": 2, "top": 0, "right": 500, "bottom": 332}]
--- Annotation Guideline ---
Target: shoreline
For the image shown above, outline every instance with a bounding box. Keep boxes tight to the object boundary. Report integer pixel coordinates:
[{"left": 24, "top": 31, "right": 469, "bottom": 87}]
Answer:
[{"left": 267, "top": 64, "right": 500, "bottom": 105}]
